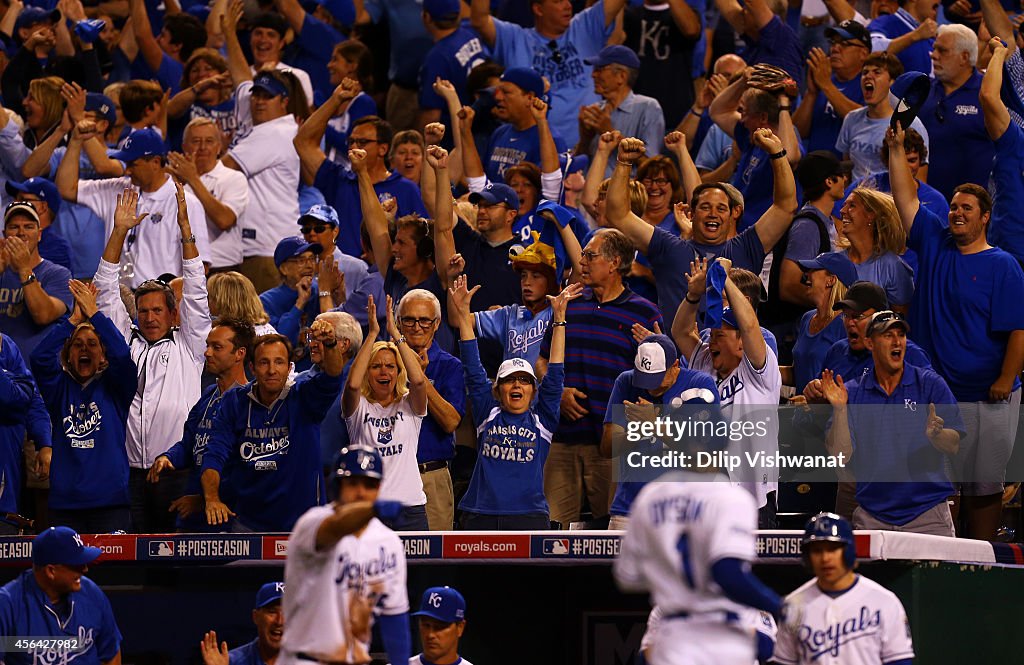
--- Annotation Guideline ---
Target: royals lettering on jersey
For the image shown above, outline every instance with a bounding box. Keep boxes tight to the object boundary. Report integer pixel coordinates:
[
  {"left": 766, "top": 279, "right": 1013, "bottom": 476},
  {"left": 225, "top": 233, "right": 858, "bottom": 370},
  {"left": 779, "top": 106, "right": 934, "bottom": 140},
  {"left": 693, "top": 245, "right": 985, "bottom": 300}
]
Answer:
[{"left": 772, "top": 575, "right": 915, "bottom": 665}]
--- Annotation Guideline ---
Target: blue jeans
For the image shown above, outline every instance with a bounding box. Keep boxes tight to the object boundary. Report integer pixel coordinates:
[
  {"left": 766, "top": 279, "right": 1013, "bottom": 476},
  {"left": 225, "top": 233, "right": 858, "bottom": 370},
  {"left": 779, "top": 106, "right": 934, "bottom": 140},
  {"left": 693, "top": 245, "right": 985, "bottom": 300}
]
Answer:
[
  {"left": 381, "top": 504, "right": 429, "bottom": 531},
  {"left": 50, "top": 506, "right": 131, "bottom": 534},
  {"left": 460, "top": 512, "right": 551, "bottom": 530}
]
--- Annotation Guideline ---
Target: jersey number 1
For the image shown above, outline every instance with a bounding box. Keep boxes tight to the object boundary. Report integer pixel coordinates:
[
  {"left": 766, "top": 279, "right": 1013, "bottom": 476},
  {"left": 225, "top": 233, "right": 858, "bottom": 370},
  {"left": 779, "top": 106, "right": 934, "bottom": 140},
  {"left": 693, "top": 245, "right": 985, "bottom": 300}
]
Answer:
[{"left": 676, "top": 533, "right": 696, "bottom": 589}]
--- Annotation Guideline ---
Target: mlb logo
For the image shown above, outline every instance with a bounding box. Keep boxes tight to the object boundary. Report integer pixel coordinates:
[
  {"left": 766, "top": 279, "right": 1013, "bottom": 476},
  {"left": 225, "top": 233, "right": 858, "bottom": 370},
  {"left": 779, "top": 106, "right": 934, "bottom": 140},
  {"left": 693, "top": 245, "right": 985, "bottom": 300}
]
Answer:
[
  {"left": 149, "top": 541, "right": 174, "bottom": 557},
  {"left": 377, "top": 427, "right": 393, "bottom": 445},
  {"left": 542, "top": 538, "right": 569, "bottom": 555}
]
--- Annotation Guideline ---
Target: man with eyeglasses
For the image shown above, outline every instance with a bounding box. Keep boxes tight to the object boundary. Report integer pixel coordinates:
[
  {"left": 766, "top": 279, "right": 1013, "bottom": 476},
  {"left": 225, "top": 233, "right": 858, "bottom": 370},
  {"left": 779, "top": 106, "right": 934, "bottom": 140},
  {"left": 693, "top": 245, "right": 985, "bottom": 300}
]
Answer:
[
  {"left": 469, "top": 0, "right": 629, "bottom": 146},
  {"left": 889, "top": 109, "right": 1024, "bottom": 541},
  {"left": 0, "top": 200, "right": 71, "bottom": 357},
  {"left": 821, "top": 310, "right": 963, "bottom": 536},
  {"left": 0, "top": 527, "right": 122, "bottom": 665},
  {"left": 396, "top": 289, "right": 464, "bottom": 530},
  {"left": 918, "top": 23, "right": 993, "bottom": 201},
  {"left": 793, "top": 19, "right": 869, "bottom": 155}
]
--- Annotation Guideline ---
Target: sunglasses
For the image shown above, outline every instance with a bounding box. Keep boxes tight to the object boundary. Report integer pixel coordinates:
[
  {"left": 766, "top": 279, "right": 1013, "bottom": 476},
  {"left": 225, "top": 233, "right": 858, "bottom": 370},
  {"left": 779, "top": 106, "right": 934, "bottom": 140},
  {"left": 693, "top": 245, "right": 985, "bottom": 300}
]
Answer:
[
  {"left": 499, "top": 375, "right": 534, "bottom": 386},
  {"left": 301, "top": 224, "right": 330, "bottom": 235},
  {"left": 548, "top": 40, "right": 563, "bottom": 65}
]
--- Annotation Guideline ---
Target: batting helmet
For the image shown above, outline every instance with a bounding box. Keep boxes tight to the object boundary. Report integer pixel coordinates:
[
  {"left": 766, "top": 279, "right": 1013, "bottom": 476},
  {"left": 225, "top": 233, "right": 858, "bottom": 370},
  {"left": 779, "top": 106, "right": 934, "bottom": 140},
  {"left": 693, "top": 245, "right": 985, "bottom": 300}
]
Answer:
[
  {"left": 801, "top": 512, "right": 856, "bottom": 570},
  {"left": 329, "top": 446, "right": 384, "bottom": 496}
]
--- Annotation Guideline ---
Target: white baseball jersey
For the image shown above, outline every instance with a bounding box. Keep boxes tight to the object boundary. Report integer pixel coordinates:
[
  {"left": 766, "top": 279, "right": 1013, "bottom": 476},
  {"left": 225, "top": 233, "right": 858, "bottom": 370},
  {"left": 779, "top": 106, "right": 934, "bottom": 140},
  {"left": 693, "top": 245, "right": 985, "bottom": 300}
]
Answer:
[
  {"left": 772, "top": 575, "right": 914, "bottom": 665},
  {"left": 281, "top": 506, "right": 409, "bottom": 664},
  {"left": 410, "top": 657, "right": 475, "bottom": 665},
  {"left": 641, "top": 605, "right": 776, "bottom": 665},
  {"left": 690, "top": 341, "right": 781, "bottom": 509},
  {"left": 614, "top": 470, "right": 758, "bottom": 616},
  {"left": 346, "top": 395, "right": 427, "bottom": 506}
]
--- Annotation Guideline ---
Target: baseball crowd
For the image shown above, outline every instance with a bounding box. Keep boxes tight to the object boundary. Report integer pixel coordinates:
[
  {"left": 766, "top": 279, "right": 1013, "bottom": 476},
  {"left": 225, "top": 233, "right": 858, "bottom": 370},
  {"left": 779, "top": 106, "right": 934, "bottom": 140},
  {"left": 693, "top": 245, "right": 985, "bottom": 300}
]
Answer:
[{"left": 0, "top": 0, "right": 1024, "bottom": 552}]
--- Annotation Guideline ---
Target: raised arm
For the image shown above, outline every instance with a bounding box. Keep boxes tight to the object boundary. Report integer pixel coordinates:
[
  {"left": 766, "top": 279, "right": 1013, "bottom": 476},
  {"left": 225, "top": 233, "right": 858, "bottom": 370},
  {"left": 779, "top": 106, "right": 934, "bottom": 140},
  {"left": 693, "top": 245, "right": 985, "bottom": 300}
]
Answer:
[
  {"left": 470, "top": 0, "right": 496, "bottom": 46},
  {"left": 129, "top": 0, "right": 165, "bottom": 74},
  {"left": 532, "top": 97, "right": 561, "bottom": 201},
  {"left": 432, "top": 80, "right": 464, "bottom": 184},
  {"left": 709, "top": 72, "right": 745, "bottom": 138},
  {"left": 546, "top": 283, "right": 582, "bottom": 365},
  {"left": 56, "top": 121, "right": 94, "bottom": 202},
  {"left": 821, "top": 0, "right": 855, "bottom": 22},
  {"left": 458, "top": 106, "right": 485, "bottom": 182},
  {"left": 427, "top": 146, "right": 457, "bottom": 288},
  {"left": 667, "top": 0, "right": 702, "bottom": 38},
  {"left": 343, "top": 296, "right": 381, "bottom": 417},
  {"left": 93, "top": 188, "right": 147, "bottom": 338},
  {"left": 664, "top": 131, "right": 699, "bottom": 204},
  {"left": 885, "top": 18, "right": 937, "bottom": 56},
  {"left": 606, "top": 137, "right": 655, "bottom": 252},
  {"left": 982, "top": 0, "right": 1016, "bottom": 52},
  {"left": 2, "top": 240, "right": 65, "bottom": 325},
  {"left": 350, "top": 148, "right": 392, "bottom": 276},
  {"left": 723, "top": 262, "right": 766, "bottom": 369},
  {"left": 885, "top": 123, "right": 919, "bottom": 234},
  {"left": 821, "top": 369, "right": 852, "bottom": 461},
  {"left": 580, "top": 129, "right": 620, "bottom": 217},
  {"left": 749, "top": 129, "right": 799, "bottom": 253},
  {"left": 385, "top": 296, "right": 427, "bottom": 415},
  {"left": 554, "top": 210, "right": 584, "bottom": 283},
  {"left": 714, "top": 0, "right": 748, "bottom": 36},
  {"left": 220, "top": 0, "right": 252, "bottom": 87},
  {"left": 671, "top": 257, "right": 708, "bottom": 360},
  {"left": 273, "top": 0, "right": 307, "bottom": 34},
  {"left": 294, "top": 78, "right": 359, "bottom": 185},
  {"left": 981, "top": 38, "right": 1011, "bottom": 141},
  {"left": 22, "top": 112, "right": 71, "bottom": 178}
]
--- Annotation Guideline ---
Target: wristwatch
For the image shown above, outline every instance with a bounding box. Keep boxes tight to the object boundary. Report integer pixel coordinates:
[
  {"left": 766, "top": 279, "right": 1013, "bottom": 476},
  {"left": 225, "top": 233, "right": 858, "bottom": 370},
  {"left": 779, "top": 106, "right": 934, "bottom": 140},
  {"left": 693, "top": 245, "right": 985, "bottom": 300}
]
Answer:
[
  {"left": 180, "top": 234, "right": 196, "bottom": 244},
  {"left": 318, "top": 290, "right": 331, "bottom": 298},
  {"left": 20, "top": 274, "right": 37, "bottom": 287}
]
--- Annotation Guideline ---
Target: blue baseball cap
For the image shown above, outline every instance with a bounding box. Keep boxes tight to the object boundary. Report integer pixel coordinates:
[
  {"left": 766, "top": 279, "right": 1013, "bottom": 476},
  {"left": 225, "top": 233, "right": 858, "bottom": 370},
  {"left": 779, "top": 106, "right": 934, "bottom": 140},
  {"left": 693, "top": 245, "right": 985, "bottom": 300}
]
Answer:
[
  {"left": 584, "top": 45, "right": 641, "bottom": 70},
  {"left": 423, "top": 0, "right": 461, "bottom": 20},
  {"left": 299, "top": 203, "right": 340, "bottom": 227},
  {"left": 469, "top": 183, "right": 520, "bottom": 210},
  {"left": 889, "top": 72, "right": 930, "bottom": 131},
  {"left": 719, "top": 307, "right": 739, "bottom": 329},
  {"left": 255, "top": 582, "right": 285, "bottom": 608},
  {"left": 74, "top": 18, "right": 105, "bottom": 45},
  {"left": 274, "top": 235, "right": 322, "bottom": 267},
  {"left": 252, "top": 72, "right": 289, "bottom": 98},
  {"left": 86, "top": 92, "right": 117, "bottom": 125},
  {"left": 110, "top": 128, "right": 167, "bottom": 164},
  {"left": 32, "top": 526, "right": 102, "bottom": 566},
  {"left": 15, "top": 6, "right": 60, "bottom": 33},
  {"left": 500, "top": 67, "right": 544, "bottom": 98},
  {"left": 632, "top": 333, "right": 678, "bottom": 390},
  {"left": 5, "top": 177, "right": 61, "bottom": 213},
  {"left": 412, "top": 586, "right": 466, "bottom": 623},
  {"left": 796, "top": 251, "right": 859, "bottom": 288}
]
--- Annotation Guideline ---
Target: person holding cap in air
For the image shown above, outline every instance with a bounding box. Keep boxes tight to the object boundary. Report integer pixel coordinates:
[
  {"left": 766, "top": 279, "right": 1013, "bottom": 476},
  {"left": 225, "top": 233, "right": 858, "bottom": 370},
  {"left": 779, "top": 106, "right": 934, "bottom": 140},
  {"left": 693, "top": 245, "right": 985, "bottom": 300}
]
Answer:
[
  {"left": 0, "top": 526, "right": 122, "bottom": 665},
  {"left": 411, "top": 586, "right": 473, "bottom": 665}
]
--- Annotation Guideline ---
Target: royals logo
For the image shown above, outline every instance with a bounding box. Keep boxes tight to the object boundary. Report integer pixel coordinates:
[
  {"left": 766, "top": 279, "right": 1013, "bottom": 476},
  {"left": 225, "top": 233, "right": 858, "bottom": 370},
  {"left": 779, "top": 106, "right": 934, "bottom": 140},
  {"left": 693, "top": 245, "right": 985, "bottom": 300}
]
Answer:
[
  {"left": 377, "top": 425, "right": 393, "bottom": 445},
  {"left": 798, "top": 606, "right": 882, "bottom": 658}
]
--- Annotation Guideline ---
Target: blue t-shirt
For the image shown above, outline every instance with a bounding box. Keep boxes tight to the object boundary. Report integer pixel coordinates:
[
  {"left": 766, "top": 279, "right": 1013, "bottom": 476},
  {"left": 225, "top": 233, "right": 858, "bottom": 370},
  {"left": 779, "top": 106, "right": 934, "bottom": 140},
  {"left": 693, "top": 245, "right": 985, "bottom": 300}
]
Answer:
[
  {"left": 492, "top": 1, "right": 614, "bottom": 146},
  {"left": 845, "top": 364, "right": 963, "bottom": 525},
  {"left": 989, "top": 120, "right": 1024, "bottom": 263},
  {"left": 792, "top": 311, "right": 846, "bottom": 393},
  {"left": 732, "top": 124, "right": 803, "bottom": 231},
  {"left": 740, "top": 15, "right": 805, "bottom": 90},
  {"left": 806, "top": 73, "right": 864, "bottom": 155},
  {"left": 130, "top": 51, "right": 184, "bottom": 95},
  {"left": 907, "top": 205, "right": 1024, "bottom": 401},
  {"left": 38, "top": 225, "right": 71, "bottom": 272},
  {"left": 458, "top": 338, "right": 562, "bottom": 515},
  {"left": 868, "top": 9, "right": 933, "bottom": 76},
  {"left": 0, "top": 260, "right": 72, "bottom": 357},
  {"left": 476, "top": 303, "right": 553, "bottom": 365},
  {"left": 0, "top": 571, "right": 122, "bottom": 665},
  {"left": 365, "top": 0, "right": 434, "bottom": 86},
  {"left": 484, "top": 123, "right": 568, "bottom": 184},
  {"left": 289, "top": 14, "right": 345, "bottom": 103},
  {"left": 419, "top": 24, "right": 491, "bottom": 110},
  {"left": 918, "top": 71, "right": 993, "bottom": 201},
  {"left": 229, "top": 639, "right": 266, "bottom": 665},
  {"left": 836, "top": 107, "right": 929, "bottom": 181},
  {"left": 694, "top": 123, "right": 733, "bottom": 171},
  {"left": 605, "top": 366, "right": 720, "bottom": 516},
  {"left": 416, "top": 341, "right": 466, "bottom": 463},
  {"left": 843, "top": 249, "right": 915, "bottom": 308}
]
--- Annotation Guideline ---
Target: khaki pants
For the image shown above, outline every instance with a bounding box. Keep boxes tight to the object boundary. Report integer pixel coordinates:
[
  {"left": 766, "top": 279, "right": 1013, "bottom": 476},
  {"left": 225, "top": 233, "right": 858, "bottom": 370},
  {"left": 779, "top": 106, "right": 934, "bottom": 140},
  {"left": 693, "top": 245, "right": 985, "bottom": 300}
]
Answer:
[
  {"left": 385, "top": 84, "right": 418, "bottom": 132},
  {"left": 853, "top": 500, "right": 956, "bottom": 537},
  {"left": 240, "top": 256, "right": 281, "bottom": 294},
  {"left": 420, "top": 466, "right": 454, "bottom": 531},
  {"left": 543, "top": 442, "right": 613, "bottom": 528}
]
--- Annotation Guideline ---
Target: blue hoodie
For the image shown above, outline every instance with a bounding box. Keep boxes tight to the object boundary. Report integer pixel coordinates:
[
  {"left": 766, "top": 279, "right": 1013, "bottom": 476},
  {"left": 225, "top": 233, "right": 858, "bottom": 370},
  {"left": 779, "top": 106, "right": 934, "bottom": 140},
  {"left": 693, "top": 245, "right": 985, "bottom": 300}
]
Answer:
[
  {"left": 202, "top": 367, "right": 343, "bottom": 531},
  {"left": 0, "top": 336, "right": 40, "bottom": 516},
  {"left": 30, "top": 315, "right": 137, "bottom": 510}
]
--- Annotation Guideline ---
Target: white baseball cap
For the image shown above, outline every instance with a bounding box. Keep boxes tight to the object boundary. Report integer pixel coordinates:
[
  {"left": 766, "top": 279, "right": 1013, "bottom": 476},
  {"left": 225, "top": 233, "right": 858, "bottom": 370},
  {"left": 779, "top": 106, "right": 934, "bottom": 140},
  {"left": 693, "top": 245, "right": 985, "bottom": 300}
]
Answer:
[
  {"left": 496, "top": 357, "right": 537, "bottom": 382},
  {"left": 632, "top": 334, "right": 678, "bottom": 390}
]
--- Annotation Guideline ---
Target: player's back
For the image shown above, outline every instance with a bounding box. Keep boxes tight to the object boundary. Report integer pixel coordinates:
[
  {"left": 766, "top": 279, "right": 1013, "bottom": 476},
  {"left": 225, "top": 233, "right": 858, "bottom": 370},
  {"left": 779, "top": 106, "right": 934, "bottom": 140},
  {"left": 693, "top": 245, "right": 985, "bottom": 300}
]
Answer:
[{"left": 614, "top": 471, "right": 758, "bottom": 618}]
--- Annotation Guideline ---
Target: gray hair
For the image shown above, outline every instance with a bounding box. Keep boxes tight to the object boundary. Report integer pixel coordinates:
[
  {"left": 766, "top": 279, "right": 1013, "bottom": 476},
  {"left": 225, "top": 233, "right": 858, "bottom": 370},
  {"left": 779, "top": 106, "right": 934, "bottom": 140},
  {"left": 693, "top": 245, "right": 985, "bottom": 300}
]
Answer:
[
  {"left": 937, "top": 24, "right": 978, "bottom": 66},
  {"left": 315, "top": 311, "right": 363, "bottom": 351},
  {"left": 592, "top": 228, "right": 635, "bottom": 277},
  {"left": 183, "top": 116, "right": 223, "bottom": 147},
  {"left": 398, "top": 289, "right": 441, "bottom": 320}
]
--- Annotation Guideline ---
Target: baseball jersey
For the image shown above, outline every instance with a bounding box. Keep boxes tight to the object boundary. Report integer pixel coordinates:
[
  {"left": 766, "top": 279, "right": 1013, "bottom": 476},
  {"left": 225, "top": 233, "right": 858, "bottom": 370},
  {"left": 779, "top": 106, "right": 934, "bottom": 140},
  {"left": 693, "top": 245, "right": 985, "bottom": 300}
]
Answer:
[
  {"left": 614, "top": 470, "right": 759, "bottom": 617},
  {"left": 410, "top": 657, "right": 474, "bottom": 665},
  {"left": 282, "top": 507, "right": 408, "bottom": 665},
  {"left": 772, "top": 575, "right": 914, "bottom": 664},
  {"left": 640, "top": 604, "right": 776, "bottom": 665},
  {"left": 346, "top": 395, "right": 428, "bottom": 506}
]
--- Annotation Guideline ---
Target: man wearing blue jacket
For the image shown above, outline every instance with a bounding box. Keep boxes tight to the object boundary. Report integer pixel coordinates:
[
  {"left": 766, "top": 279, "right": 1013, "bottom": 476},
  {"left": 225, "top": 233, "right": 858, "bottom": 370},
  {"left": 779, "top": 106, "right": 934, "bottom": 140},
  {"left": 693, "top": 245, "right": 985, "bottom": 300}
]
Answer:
[
  {"left": 201, "top": 318, "right": 346, "bottom": 532},
  {"left": 0, "top": 333, "right": 47, "bottom": 533},
  {"left": 148, "top": 319, "right": 255, "bottom": 531}
]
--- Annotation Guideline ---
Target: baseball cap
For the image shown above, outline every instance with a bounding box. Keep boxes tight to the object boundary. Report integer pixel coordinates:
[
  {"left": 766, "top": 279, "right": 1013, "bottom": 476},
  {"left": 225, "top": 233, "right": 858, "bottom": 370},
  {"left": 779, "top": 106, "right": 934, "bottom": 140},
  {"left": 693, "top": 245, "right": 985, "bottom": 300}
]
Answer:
[
  {"left": 795, "top": 151, "right": 843, "bottom": 192},
  {"left": 252, "top": 72, "right": 289, "bottom": 98},
  {"left": 4, "top": 201, "right": 41, "bottom": 225},
  {"left": 824, "top": 20, "right": 871, "bottom": 49},
  {"left": 74, "top": 18, "right": 105, "bottom": 45},
  {"left": 423, "top": 0, "right": 461, "bottom": 20},
  {"left": 719, "top": 307, "right": 739, "bottom": 329},
  {"left": 584, "top": 45, "right": 641, "bottom": 70},
  {"left": 85, "top": 92, "right": 117, "bottom": 125},
  {"left": 632, "top": 334, "right": 678, "bottom": 390},
  {"left": 889, "top": 72, "right": 930, "bottom": 131},
  {"left": 15, "top": 6, "right": 60, "bottom": 32},
  {"left": 412, "top": 586, "right": 466, "bottom": 623},
  {"left": 32, "top": 526, "right": 102, "bottom": 566},
  {"left": 796, "top": 251, "right": 859, "bottom": 288},
  {"left": 299, "top": 203, "right": 340, "bottom": 228},
  {"left": 865, "top": 309, "right": 910, "bottom": 336},
  {"left": 110, "top": 128, "right": 167, "bottom": 164},
  {"left": 255, "top": 582, "right": 285, "bottom": 609},
  {"left": 832, "top": 281, "right": 888, "bottom": 313},
  {"left": 273, "top": 236, "right": 322, "bottom": 267},
  {"left": 500, "top": 67, "right": 544, "bottom": 98},
  {"left": 469, "top": 183, "right": 520, "bottom": 210},
  {"left": 6, "top": 177, "right": 61, "bottom": 213},
  {"left": 496, "top": 357, "right": 536, "bottom": 383},
  {"left": 252, "top": 11, "right": 289, "bottom": 36}
]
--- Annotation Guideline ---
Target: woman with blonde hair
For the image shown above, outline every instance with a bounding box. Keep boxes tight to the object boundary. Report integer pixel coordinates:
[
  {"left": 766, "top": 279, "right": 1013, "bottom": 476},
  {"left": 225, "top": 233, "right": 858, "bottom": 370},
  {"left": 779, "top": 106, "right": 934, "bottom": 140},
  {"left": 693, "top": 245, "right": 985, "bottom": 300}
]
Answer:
[
  {"left": 837, "top": 188, "right": 914, "bottom": 311},
  {"left": 343, "top": 295, "right": 428, "bottom": 531},
  {"left": 207, "top": 271, "right": 277, "bottom": 335},
  {"left": 21, "top": 76, "right": 66, "bottom": 148}
]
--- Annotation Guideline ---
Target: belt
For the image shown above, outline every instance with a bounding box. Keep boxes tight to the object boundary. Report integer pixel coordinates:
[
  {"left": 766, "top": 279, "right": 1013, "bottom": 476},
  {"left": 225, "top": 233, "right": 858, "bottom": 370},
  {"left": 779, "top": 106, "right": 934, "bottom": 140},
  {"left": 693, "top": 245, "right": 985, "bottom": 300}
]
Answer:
[
  {"left": 800, "top": 14, "right": 830, "bottom": 27},
  {"left": 665, "top": 610, "right": 742, "bottom": 624},
  {"left": 418, "top": 460, "right": 448, "bottom": 474},
  {"left": 295, "top": 653, "right": 355, "bottom": 665}
]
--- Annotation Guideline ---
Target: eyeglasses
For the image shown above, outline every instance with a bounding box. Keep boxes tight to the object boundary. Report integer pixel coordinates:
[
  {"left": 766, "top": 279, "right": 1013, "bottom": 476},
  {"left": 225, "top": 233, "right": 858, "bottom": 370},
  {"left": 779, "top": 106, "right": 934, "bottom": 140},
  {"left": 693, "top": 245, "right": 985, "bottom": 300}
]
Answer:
[
  {"left": 831, "top": 39, "right": 866, "bottom": 50},
  {"left": 641, "top": 177, "right": 671, "bottom": 187},
  {"left": 301, "top": 224, "right": 329, "bottom": 235},
  {"left": 581, "top": 249, "right": 604, "bottom": 261},
  {"left": 548, "top": 40, "right": 563, "bottom": 65},
  {"left": 288, "top": 255, "right": 317, "bottom": 266},
  {"left": 348, "top": 138, "right": 379, "bottom": 148},
  {"left": 400, "top": 316, "right": 438, "bottom": 329},
  {"left": 499, "top": 375, "right": 534, "bottom": 386},
  {"left": 841, "top": 310, "right": 872, "bottom": 321}
]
